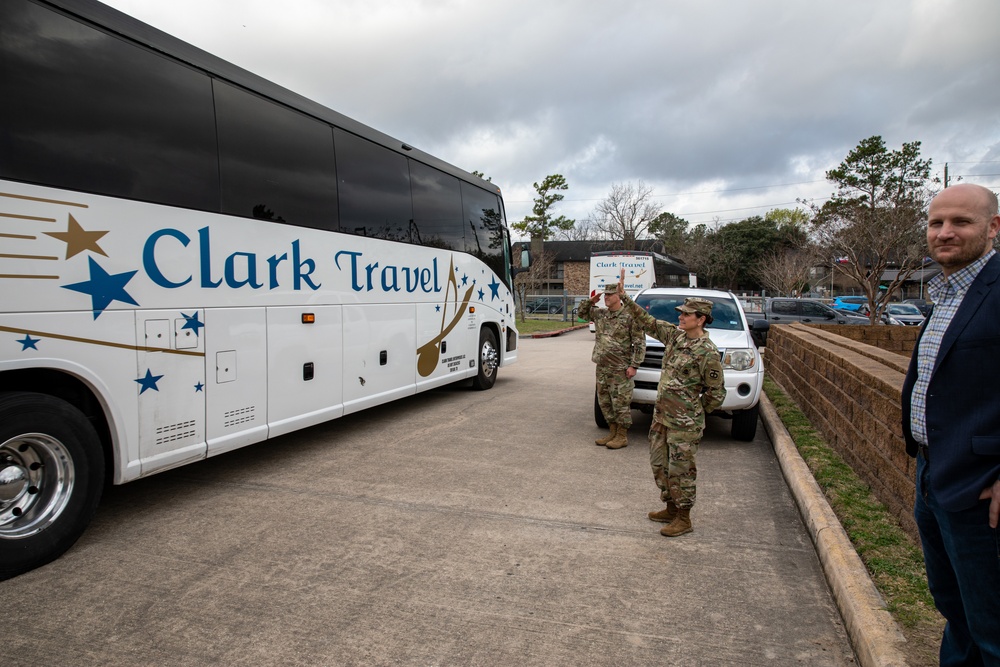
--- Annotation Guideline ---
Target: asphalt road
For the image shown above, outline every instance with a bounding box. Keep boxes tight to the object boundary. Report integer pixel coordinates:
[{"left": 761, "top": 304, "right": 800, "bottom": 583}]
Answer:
[{"left": 1, "top": 328, "right": 855, "bottom": 666}]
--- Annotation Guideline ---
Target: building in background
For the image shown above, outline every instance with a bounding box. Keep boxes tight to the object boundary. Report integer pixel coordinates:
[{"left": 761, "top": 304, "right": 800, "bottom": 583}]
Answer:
[{"left": 512, "top": 240, "right": 691, "bottom": 296}]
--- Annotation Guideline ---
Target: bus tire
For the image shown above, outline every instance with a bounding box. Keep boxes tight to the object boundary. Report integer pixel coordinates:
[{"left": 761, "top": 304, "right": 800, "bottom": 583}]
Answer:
[
  {"left": 471, "top": 328, "right": 499, "bottom": 391},
  {"left": 594, "top": 391, "right": 608, "bottom": 428},
  {"left": 0, "top": 392, "right": 105, "bottom": 580},
  {"left": 730, "top": 404, "right": 759, "bottom": 442}
]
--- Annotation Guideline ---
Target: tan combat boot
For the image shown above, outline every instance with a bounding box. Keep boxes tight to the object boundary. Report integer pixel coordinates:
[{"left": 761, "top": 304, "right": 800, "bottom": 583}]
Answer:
[
  {"left": 660, "top": 507, "right": 692, "bottom": 537},
  {"left": 606, "top": 426, "right": 629, "bottom": 449},
  {"left": 647, "top": 501, "right": 677, "bottom": 523},
  {"left": 595, "top": 423, "right": 617, "bottom": 446}
]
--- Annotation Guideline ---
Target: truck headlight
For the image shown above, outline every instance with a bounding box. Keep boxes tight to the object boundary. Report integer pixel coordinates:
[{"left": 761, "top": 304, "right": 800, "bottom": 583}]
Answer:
[{"left": 723, "top": 348, "right": 756, "bottom": 371}]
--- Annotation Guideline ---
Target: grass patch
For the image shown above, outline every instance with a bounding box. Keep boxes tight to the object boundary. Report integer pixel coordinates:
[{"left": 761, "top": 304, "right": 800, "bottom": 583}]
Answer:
[
  {"left": 514, "top": 318, "right": 586, "bottom": 335},
  {"left": 763, "top": 376, "right": 942, "bottom": 663}
]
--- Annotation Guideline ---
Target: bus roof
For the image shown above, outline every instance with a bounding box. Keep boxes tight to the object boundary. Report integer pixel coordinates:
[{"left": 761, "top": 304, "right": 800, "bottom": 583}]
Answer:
[{"left": 41, "top": 0, "right": 500, "bottom": 196}]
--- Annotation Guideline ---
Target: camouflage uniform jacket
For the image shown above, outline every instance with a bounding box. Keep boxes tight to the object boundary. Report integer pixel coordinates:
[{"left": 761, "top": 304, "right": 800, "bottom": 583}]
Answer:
[
  {"left": 578, "top": 298, "right": 646, "bottom": 371},
  {"left": 621, "top": 293, "right": 726, "bottom": 430}
]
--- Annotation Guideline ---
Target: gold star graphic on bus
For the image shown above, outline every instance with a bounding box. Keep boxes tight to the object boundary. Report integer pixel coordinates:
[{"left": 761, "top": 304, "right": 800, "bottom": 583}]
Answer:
[{"left": 44, "top": 213, "right": 109, "bottom": 259}]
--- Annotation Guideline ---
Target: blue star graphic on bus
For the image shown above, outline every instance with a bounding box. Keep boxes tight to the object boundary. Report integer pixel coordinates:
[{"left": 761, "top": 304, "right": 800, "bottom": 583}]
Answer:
[
  {"left": 461, "top": 273, "right": 469, "bottom": 286},
  {"left": 135, "top": 369, "right": 164, "bottom": 394},
  {"left": 488, "top": 278, "right": 501, "bottom": 301},
  {"left": 194, "top": 382, "right": 204, "bottom": 392},
  {"left": 17, "top": 335, "right": 40, "bottom": 351},
  {"left": 63, "top": 257, "right": 139, "bottom": 319},
  {"left": 180, "top": 312, "right": 205, "bottom": 335},
  {"left": 477, "top": 287, "right": 485, "bottom": 300},
  {"left": 435, "top": 305, "right": 441, "bottom": 312}
]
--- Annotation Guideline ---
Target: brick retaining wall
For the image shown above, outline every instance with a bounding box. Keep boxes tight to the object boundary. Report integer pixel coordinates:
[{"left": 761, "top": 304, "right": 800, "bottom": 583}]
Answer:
[{"left": 765, "top": 323, "right": 922, "bottom": 542}]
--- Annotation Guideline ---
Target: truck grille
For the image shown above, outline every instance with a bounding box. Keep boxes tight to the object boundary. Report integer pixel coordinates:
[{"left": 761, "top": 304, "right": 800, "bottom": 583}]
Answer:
[{"left": 640, "top": 344, "right": 725, "bottom": 370}]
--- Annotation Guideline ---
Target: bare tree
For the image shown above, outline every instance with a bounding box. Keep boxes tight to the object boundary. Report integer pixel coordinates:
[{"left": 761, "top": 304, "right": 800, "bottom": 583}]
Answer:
[
  {"left": 513, "top": 249, "right": 555, "bottom": 321},
  {"left": 754, "top": 247, "right": 820, "bottom": 296},
  {"left": 554, "top": 217, "right": 600, "bottom": 241},
  {"left": 592, "top": 181, "right": 662, "bottom": 250}
]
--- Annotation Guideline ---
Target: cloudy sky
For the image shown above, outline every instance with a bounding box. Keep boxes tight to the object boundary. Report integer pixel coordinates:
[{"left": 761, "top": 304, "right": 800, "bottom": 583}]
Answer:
[{"left": 102, "top": 0, "right": 1000, "bottom": 238}]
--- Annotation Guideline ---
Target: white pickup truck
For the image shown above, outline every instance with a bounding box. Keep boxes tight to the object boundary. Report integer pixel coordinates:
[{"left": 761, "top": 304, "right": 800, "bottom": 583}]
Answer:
[{"left": 596, "top": 286, "right": 770, "bottom": 441}]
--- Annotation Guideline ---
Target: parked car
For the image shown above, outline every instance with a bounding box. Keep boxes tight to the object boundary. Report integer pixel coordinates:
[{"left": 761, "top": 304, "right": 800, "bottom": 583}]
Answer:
[
  {"left": 832, "top": 296, "right": 868, "bottom": 312},
  {"left": 833, "top": 307, "right": 866, "bottom": 319},
  {"left": 762, "top": 298, "right": 870, "bottom": 325},
  {"left": 524, "top": 296, "right": 565, "bottom": 314},
  {"left": 885, "top": 302, "right": 925, "bottom": 326},
  {"left": 833, "top": 306, "right": 904, "bottom": 326},
  {"left": 903, "top": 298, "right": 933, "bottom": 316},
  {"left": 611, "top": 287, "right": 770, "bottom": 442}
]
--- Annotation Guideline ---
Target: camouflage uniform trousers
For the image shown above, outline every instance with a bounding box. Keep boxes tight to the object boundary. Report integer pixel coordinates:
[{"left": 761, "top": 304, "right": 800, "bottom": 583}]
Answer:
[
  {"left": 596, "top": 364, "right": 634, "bottom": 429},
  {"left": 648, "top": 421, "right": 701, "bottom": 509}
]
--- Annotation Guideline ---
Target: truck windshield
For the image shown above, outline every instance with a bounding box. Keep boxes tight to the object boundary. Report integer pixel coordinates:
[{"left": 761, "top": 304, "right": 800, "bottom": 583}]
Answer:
[{"left": 634, "top": 295, "right": 744, "bottom": 331}]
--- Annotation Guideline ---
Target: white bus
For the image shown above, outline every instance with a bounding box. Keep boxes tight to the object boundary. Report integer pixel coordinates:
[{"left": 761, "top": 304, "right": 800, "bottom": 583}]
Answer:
[{"left": 0, "top": 0, "right": 519, "bottom": 579}]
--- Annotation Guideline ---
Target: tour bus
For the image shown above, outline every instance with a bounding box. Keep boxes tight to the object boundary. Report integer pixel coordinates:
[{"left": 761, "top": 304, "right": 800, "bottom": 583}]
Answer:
[{"left": 0, "top": 0, "right": 518, "bottom": 579}]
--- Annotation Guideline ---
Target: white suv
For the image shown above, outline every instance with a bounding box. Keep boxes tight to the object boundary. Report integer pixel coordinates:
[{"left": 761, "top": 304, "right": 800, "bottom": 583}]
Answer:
[{"left": 597, "top": 287, "right": 769, "bottom": 441}]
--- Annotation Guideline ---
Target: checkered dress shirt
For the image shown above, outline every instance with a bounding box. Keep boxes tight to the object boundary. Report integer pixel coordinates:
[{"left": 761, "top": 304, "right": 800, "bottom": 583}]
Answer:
[{"left": 909, "top": 249, "right": 996, "bottom": 446}]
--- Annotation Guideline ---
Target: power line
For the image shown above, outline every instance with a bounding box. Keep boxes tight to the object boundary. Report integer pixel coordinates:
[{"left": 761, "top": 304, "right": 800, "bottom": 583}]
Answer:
[
  {"left": 676, "top": 199, "right": 814, "bottom": 217},
  {"left": 506, "top": 178, "right": 829, "bottom": 204},
  {"left": 649, "top": 179, "right": 829, "bottom": 200}
]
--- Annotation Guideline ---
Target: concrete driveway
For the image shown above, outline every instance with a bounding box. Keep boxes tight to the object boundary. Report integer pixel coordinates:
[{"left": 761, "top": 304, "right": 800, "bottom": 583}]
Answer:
[{"left": 1, "top": 329, "right": 855, "bottom": 666}]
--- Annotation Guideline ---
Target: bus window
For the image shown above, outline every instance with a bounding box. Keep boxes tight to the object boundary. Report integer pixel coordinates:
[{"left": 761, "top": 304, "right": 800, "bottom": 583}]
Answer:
[
  {"left": 215, "top": 81, "right": 338, "bottom": 230},
  {"left": 334, "top": 128, "right": 412, "bottom": 240},
  {"left": 408, "top": 160, "right": 464, "bottom": 251},
  {"left": 461, "top": 183, "right": 507, "bottom": 286},
  {"left": 0, "top": 0, "right": 219, "bottom": 210}
]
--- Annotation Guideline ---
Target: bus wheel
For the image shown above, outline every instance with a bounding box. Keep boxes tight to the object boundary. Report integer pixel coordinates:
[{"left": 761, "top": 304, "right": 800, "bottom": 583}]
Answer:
[
  {"left": 0, "top": 392, "right": 105, "bottom": 580},
  {"left": 472, "top": 328, "right": 499, "bottom": 390}
]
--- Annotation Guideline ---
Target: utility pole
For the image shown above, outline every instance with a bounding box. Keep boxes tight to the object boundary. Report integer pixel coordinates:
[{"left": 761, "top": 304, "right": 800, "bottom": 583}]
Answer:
[{"left": 944, "top": 162, "right": 949, "bottom": 187}]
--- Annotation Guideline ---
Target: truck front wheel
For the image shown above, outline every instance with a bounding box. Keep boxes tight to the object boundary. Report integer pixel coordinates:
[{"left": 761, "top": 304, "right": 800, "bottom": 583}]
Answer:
[{"left": 730, "top": 404, "right": 760, "bottom": 442}]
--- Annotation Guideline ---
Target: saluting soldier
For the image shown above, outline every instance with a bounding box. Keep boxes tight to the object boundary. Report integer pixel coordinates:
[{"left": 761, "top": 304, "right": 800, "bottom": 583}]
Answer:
[
  {"left": 578, "top": 282, "right": 646, "bottom": 449},
  {"left": 617, "top": 272, "right": 725, "bottom": 537}
]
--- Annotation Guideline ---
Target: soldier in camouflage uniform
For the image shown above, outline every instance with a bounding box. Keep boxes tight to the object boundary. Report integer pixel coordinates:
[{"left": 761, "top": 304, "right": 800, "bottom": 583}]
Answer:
[
  {"left": 578, "top": 283, "right": 646, "bottom": 449},
  {"left": 618, "top": 279, "right": 726, "bottom": 537}
]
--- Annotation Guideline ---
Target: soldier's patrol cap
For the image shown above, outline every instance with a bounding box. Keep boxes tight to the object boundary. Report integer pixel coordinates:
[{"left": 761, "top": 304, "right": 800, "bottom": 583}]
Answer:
[
  {"left": 603, "top": 283, "right": 619, "bottom": 295},
  {"left": 675, "top": 297, "right": 713, "bottom": 317}
]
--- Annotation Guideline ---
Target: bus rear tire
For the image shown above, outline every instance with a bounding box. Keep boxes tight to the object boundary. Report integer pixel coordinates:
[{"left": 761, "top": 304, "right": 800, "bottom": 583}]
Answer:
[
  {"left": 471, "top": 328, "right": 499, "bottom": 390},
  {"left": 0, "top": 392, "right": 105, "bottom": 580}
]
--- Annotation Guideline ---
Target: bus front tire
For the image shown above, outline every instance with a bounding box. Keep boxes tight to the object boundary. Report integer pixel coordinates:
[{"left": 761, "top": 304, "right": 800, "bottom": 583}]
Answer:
[
  {"left": 0, "top": 392, "right": 105, "bottom": 581},
  {"left": 472, "top": 328, "right": 499, "bottom": 391}
]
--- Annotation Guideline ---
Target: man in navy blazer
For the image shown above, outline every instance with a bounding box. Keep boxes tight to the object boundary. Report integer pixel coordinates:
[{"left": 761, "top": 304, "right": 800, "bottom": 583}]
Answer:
[{"left": 902, "top": 183, "right": 1000, "bottom": 666}]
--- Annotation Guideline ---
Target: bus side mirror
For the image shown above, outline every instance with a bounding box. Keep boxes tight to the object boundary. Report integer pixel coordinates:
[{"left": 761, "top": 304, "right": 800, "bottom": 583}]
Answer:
[{"left": 512, "top": 249, "right": 531, "bottom": 277}]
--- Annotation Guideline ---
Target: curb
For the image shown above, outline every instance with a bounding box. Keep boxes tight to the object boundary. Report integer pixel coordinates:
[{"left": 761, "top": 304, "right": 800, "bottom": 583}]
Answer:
[
  {"left": 527, "top": 323, "right": 590, "bottom": 338},
  {"left": 759, "top": 392, "right": 910, "bottom": 667}
]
